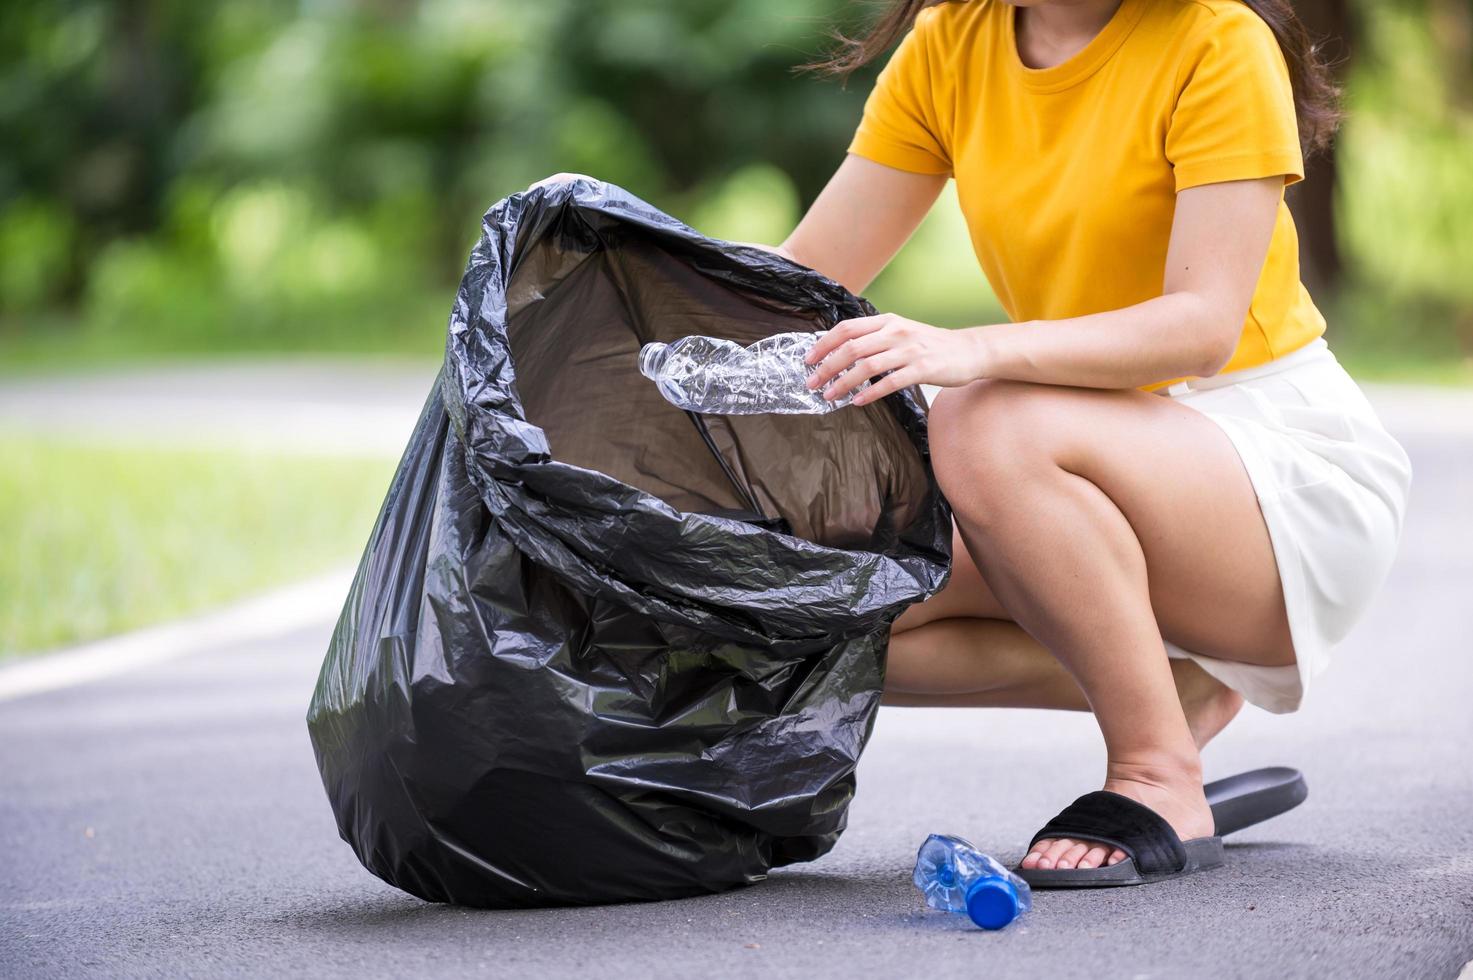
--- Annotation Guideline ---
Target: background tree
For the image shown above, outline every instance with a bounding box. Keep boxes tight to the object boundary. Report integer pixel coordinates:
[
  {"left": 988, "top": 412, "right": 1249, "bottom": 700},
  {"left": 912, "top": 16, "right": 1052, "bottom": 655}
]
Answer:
[
  {"left": 0, "top": 0, "right": 1469, "bottom": 373},
  {"left": 1285, "top": 0, "right": 1351, "bottom": 296}
]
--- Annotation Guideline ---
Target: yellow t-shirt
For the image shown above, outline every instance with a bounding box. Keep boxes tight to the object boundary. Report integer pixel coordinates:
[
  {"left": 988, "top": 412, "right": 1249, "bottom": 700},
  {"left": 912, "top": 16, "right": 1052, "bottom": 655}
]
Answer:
[{"left": 845, "top": 0, "right": 1327, "bottom": 391}]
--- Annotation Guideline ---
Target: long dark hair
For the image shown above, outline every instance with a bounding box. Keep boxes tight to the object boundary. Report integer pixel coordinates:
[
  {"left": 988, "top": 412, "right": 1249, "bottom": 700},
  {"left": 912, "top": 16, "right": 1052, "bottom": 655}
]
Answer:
[{"left": 798, "top": 0, "right": 1343, "bottom": 157}]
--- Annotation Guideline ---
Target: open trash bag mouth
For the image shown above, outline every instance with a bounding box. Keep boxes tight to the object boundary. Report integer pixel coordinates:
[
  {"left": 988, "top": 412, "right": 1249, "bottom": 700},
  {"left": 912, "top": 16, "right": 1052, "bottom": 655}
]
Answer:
[{"left": 308, "top": 177, "right": 951, "bottom": 909}]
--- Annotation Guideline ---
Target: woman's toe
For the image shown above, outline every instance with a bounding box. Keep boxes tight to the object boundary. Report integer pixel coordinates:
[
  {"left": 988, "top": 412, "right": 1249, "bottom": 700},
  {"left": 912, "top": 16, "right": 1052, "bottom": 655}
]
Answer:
[
  {"left": 1038, "top": 837, "right": 1076, "bottom": 868},
  {"left": 1022, "top": 839, "right": 1126, "bottom": 871},
  {"left": 1055, "top": 841, "right": 1089, "bottom": 870},
  {"left": 1026, "top": 837, "right": 1060, "bottom": 868},
  {"left": 1077, "top": 844, "right": 1110, "bottom": 870}
]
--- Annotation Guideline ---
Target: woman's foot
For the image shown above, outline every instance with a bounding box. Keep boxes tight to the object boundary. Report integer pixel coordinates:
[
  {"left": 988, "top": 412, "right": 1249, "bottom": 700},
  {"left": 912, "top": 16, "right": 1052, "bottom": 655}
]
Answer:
[
  {"left": 1020, "top": 666, "right": 1242, "bottom": 872},
  {"left": 1021, "top": 759, "right": 1217, "bottom": 872},
  {"left": 1173, "top": 659, "right": 1245, "bottom": 750}
]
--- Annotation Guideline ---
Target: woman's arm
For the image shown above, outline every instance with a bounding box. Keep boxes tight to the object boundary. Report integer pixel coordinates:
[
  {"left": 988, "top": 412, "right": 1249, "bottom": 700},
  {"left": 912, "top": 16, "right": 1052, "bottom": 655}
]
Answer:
[
  {"left": 747, "top": 155, "right": 948, "bottom": 295},
  {"left": 972, "top": 176, "right": 1284, "bottom": 387},
  {"left": 806, "top": 175, "right": 1286, "bottom": 402}
]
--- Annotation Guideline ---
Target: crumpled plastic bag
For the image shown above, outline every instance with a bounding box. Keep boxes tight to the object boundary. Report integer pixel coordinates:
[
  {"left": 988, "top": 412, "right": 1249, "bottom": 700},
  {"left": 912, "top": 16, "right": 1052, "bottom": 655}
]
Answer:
[{"left": 306, "top": 177, "right": 952, "bottom": 908}]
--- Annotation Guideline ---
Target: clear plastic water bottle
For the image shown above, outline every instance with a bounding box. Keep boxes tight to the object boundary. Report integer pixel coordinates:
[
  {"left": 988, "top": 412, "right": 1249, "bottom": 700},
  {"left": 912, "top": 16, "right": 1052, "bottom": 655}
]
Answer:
[
  {"left": 637, "top": 332, "right": 870, "bottom": 415},
  {"left": 913, "top": 834, "right": 1032, "bottom": 930}
]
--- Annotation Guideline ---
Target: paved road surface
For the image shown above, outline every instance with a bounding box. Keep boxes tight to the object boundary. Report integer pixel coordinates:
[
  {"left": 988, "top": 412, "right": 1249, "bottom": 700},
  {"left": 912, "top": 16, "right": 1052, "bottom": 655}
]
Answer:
[
  {"left": 2, "top": 373, "right": 1471, "bottom": 978},
  {"left": 0, "top": 358, "right": 437, "bottom": 456}
]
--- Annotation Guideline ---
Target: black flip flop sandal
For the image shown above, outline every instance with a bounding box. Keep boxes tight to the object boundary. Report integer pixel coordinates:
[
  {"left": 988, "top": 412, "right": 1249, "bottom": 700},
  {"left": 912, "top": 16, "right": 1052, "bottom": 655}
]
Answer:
[
  {"left": 1016, "top": 767, "right": 1309, "bottom": 889},
  {"left": 1205, "top": 766, "right": 1308, "bottom": 836},
  {"left": 1016, "top": 790, "right": 1224, "bottom": 888}
]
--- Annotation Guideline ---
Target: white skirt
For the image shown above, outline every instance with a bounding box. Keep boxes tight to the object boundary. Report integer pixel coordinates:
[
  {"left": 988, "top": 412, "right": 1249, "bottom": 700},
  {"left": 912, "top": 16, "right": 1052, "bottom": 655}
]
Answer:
[{"left": 1155, "top": 337, "right": 1413, "bottom": 714}]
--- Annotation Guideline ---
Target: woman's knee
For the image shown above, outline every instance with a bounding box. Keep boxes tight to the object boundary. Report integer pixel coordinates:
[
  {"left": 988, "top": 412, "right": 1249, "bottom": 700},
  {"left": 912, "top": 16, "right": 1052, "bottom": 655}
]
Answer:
[{"left": 929, "top": 380, "right": 1057, "bottom": 503}]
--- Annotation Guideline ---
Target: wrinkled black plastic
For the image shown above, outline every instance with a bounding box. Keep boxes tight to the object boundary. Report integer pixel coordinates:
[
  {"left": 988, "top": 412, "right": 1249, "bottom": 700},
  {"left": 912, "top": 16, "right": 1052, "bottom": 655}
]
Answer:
[{"left": 306, "top": 177, "right": 951, "bottom": 908}]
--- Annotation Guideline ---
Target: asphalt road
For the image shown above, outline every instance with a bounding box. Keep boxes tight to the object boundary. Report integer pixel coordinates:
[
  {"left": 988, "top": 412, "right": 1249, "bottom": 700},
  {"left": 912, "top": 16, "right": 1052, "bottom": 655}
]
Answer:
[{"left": 3, "top": 391, "right": 1472, "bottom": 979}]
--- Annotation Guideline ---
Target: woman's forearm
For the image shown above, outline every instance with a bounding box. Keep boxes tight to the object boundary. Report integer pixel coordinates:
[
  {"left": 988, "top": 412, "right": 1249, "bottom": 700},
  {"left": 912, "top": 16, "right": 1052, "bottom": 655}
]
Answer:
[{"left": 971, "top": 291, "right": 1242, "bottom": 390}]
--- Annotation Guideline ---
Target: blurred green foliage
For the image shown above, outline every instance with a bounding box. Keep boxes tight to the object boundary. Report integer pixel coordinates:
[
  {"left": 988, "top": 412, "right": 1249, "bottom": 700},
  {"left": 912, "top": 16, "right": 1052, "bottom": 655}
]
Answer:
[
  {"left": 0, "top": 0, "right": 1469, "bottom": 372},
  {"left": 0, "top": 0, "right": 883, "bottom": 360},
  {"left": 0, "top": 430, "right": 394, "bottom": 656}
]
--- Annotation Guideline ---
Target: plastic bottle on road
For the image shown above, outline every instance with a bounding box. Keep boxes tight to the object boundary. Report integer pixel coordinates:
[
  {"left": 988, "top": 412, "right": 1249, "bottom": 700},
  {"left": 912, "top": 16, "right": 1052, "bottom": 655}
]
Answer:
[
  {"left": 912, "top": 834, "right": 1032, "bottom": 930},
  {"left": 637, "top": 332, "right": 869, "bottom": 415}
]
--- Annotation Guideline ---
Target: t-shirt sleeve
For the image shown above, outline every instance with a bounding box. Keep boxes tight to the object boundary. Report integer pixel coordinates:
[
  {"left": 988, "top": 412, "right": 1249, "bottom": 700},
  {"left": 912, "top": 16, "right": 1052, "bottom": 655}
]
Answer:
[
  {"left": 845, "top": 6, "right": 953, "bottom": 176},
  {"left": 1165, "top": 8, "right": 1304, "bottom": 192}
]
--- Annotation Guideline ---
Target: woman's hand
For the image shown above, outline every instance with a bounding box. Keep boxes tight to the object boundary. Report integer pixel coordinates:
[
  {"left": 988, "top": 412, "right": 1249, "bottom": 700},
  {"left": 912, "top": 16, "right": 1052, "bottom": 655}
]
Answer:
[{"left": 803, "top": 314, "right": 990, "bottom": 406}]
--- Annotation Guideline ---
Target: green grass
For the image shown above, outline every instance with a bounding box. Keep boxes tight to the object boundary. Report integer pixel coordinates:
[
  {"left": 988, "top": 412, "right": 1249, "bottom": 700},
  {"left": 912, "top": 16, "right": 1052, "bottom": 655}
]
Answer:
[
  {"left": 0, "top": 433, "right": 396, "bottom": 660},
  {"left": 0, "top": 299, "right": 448, "bottom": 379},
  {"left": 1337, "top": 352, "right": 1473, "bottom": 387}
]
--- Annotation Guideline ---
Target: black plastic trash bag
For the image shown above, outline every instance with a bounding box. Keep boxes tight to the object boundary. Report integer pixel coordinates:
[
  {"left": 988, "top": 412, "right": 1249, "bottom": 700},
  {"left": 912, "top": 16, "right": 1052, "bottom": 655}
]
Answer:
[{"left": 306, "top": 177, "right": 951, "bottom": 908}]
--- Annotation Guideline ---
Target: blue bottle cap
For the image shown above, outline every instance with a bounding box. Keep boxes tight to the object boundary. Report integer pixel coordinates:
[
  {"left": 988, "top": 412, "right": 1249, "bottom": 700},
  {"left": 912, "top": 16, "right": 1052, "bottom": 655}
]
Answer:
[{"left": 965, "top": 877, "right": 1020, "bottom": 930}]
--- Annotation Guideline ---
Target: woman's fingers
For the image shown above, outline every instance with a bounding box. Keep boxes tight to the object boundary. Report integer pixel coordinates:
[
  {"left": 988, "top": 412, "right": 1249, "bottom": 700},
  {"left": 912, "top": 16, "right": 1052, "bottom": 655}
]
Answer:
[
  {"left": 805, "top": 314, "right": 889, "bottom": 366},
  {"left": 851, "top": 366, "right": 923, "bottom": 406},
  {"left": 807, "top": 330, "right": 895, "bottom": 390},
  {"left": 821, "top": 347, "right": 908, "bottom": 400}
]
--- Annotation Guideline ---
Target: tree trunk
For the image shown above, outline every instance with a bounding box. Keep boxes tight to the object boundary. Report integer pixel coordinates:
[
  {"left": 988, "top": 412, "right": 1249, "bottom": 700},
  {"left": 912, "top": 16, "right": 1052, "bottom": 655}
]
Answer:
[
  {"left": 1429, "top": 0, "right": 1473, "bottom": 112},
  {"left": 1284, "top": 0, "right": 1351, "bottom": 298}
]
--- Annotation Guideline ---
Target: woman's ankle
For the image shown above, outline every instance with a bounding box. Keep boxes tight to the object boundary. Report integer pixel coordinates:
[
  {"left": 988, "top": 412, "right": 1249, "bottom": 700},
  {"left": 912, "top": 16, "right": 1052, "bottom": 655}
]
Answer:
[{"left": 1105, "top": 751, "right": 1204, "bottom": 793}]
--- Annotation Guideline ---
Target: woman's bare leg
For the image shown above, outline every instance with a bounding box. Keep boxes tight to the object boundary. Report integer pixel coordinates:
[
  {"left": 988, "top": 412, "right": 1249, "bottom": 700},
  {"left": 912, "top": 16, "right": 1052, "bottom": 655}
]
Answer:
[
  {"left": 920, "top": 379, "right": 1293, "bottom": 873},
  {"left": 884, "top": 524, "right": 1244, "bottom": 739},
  {"left": 883, "top": 616, "right": 1244, "bottom": 747},
  {"left": 885, "top": 615, "right": 1088, "bottom": 709}
]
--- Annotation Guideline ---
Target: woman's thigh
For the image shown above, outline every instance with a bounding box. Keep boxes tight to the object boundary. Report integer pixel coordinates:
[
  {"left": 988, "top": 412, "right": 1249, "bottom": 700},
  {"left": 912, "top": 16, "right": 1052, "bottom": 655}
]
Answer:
[{"left": 912, "top": 379, "right": 1295, "bottom": 669}]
